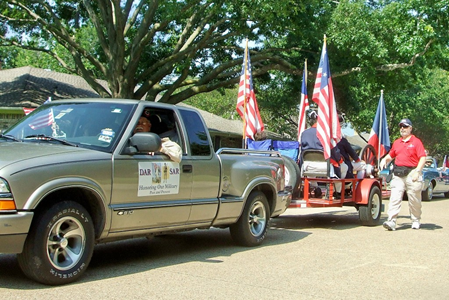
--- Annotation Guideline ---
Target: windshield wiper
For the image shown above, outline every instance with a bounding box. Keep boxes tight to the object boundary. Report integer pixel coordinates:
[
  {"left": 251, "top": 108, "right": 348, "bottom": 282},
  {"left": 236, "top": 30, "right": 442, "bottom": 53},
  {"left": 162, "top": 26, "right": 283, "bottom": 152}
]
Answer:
[
  {"left": 0, "top": 134, "right": 21, "bottom": 142},
  {"left": 25, "top": 134, "right": 78, "bottom": 147}
]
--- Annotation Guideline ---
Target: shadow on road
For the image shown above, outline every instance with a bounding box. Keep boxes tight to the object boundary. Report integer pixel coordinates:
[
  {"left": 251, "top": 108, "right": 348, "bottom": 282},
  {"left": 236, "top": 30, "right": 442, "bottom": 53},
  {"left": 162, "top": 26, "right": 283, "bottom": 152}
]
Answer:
[
  {"left": 271, "top": 208, "right": 364, "bottom": 230},
  {"left": 0, "top": 225, "right": 307, "bottom": 289}
]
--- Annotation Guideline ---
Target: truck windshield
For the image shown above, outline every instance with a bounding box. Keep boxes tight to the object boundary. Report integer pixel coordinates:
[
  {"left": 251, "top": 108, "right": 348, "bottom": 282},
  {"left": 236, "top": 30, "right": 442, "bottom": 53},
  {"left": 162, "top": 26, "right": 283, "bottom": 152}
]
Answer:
[{"left": 4, "top": 102, "right": 134, "bottom": 152}]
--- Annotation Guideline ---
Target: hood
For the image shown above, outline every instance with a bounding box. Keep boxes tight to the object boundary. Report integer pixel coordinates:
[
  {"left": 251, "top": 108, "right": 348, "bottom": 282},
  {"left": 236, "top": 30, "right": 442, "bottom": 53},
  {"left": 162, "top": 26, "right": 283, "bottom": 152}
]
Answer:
[{"left": 0, "top": 142, "right": 105, "bottom": 171}]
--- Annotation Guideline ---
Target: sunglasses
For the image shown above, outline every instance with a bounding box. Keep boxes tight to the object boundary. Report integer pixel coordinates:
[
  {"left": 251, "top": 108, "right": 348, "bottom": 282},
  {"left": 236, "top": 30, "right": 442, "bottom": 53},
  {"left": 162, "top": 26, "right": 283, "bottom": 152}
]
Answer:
[{"left": 399, "top": 124, "right": 410, "bottom": 128}]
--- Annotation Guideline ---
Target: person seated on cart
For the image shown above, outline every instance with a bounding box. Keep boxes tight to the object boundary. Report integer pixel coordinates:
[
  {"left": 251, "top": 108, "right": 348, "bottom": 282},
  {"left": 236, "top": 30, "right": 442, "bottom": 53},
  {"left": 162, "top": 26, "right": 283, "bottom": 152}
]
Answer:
[
  {"left": 300, "top": 110, "right": 348, "bottom": 194},
  {"left": 337, "top": 136, "right": 366, "bottom": 178},
  {"left": 336, "top": 113, "right": 366, "bottom": 179}
]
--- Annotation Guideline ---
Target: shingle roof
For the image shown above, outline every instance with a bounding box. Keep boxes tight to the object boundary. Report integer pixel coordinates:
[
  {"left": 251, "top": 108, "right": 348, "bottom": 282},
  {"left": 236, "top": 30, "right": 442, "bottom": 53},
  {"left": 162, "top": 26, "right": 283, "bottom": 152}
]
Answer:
[
  {"left": 0, "top": 66, "right": 285, "bottom": 139},
  {"left": 177, "top": 102, "right": 244, "bottom": 136},
  {"left": 0, "top": 66, "right": 100, "bottom": 107}
]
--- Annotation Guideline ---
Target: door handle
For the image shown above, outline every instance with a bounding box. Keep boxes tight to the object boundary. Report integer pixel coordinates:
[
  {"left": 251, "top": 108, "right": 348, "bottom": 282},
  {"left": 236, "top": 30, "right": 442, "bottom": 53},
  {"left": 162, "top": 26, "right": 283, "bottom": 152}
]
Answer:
[{"left": 183, "top": 165, "right": 193, "bottom": 173}]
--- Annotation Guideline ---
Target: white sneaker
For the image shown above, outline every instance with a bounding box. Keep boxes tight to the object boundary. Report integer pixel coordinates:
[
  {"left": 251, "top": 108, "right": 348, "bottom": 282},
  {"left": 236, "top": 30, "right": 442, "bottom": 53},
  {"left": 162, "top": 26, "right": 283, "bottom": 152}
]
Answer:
[
  {"left": 383, "top": 220, "right": 396, "bottom": 231},
  {"left": 412, "top": 221, "right": 420, "bottom": 230}
]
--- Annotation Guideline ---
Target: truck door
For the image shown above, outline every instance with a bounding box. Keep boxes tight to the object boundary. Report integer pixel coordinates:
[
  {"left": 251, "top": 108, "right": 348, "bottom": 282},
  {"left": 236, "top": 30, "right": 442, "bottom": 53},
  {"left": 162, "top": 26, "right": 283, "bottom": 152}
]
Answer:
[
  {"left": 178, "top": 109, "right": 221, "bottom": 225},
  {"left": 109, "top": 107, "right": 192, "bottom": 233}
]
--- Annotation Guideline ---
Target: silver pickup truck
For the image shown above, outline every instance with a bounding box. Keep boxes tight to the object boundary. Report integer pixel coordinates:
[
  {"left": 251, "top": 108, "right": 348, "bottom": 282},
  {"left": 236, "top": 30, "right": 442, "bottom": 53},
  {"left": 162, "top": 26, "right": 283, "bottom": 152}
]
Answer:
[{"left": 0, "top": 99, "right": 290, "bottom": 285}]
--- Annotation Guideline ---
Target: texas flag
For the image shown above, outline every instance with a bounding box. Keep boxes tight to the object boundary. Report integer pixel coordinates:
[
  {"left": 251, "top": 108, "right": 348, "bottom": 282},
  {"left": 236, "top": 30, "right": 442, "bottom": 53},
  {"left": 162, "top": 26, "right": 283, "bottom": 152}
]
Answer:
[{"left": 368, "top": 91, "right": 391, "bottom": 158}]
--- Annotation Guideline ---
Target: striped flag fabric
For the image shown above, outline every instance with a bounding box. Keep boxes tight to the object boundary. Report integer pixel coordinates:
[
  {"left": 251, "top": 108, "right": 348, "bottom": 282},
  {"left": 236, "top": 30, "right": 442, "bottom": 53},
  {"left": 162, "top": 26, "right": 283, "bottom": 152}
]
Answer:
[
  {"left": 28, "top": 98, "right": 54, "bottom": 130},
  {"left": 28, "top": 109, "right": 55, "bottom": 130},
  {"left": 312, "top": 36, "right": 341, "bottom": 159},
  {"left": 23, "top": 108, "right": 35, "bottom": 115},
  {"left": 236, "top": 41, "right": 264, "bottom": 140},
  {"left": 443, "top": 155, "right": 449, "bottom": 171},
  {"left": 297, "top": 62, "right": 310, "bottom": 141},
  {"left": 368, "top": 90, "right": 391, "bottom": 159}
]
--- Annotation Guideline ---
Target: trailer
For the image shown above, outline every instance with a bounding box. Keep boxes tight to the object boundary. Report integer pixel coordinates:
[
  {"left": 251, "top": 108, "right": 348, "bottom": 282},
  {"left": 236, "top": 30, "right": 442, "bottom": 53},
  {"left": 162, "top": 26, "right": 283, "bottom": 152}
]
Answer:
[
  {"left": 288, "top": 144, "right": 389, "bottom": 225},
  {"left": 248, "top": 139, "right": 388, "bottom": 225},
  {"left": 289, "top": 176, "right": 383, "bottom": 225}
]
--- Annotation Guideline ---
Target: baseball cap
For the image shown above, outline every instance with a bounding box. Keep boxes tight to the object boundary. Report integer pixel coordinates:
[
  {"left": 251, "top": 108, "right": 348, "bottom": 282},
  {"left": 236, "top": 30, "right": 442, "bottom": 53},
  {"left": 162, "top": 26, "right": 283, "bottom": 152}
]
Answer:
[
  {"left": 308, "top": 110, "right": 317, "bottom": 120},
  {"left": 398, "top": 118, "right": 412, "bottom": 127}
]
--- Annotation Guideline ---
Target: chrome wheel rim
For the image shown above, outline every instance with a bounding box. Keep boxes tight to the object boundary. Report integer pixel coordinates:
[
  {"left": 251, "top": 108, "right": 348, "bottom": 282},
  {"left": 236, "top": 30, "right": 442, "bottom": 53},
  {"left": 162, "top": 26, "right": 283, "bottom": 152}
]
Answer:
[
  {"left": 248, "top": 201, "right": 267, "bottom": 236},
  {"left": 46, "top": 216, "right": 86, "bottom": 270}
]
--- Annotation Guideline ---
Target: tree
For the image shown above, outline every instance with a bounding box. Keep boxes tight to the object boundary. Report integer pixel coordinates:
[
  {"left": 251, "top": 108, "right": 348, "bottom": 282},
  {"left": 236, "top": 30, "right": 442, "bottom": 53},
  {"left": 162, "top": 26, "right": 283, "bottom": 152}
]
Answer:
[
  {"left": 251, "top": 0, "right": 449, "bottom": 142},
  {"left": 2, "top": 1, "right": 445, "bottom": 105},
  {"left": 2, "top": 1, "right": 449, "bottom": 152},
  {"left": 0, "top": 0, "right": 304, "bottom": 102}
]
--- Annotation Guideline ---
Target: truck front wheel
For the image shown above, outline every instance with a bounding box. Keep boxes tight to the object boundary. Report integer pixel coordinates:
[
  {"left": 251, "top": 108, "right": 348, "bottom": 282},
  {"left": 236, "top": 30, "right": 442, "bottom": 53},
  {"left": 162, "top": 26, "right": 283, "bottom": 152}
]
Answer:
[
  {"left": 18, "top": 201, "right": 95, "bottom": 285},
  {"left": 230, "top": 191, "right": 269, "bottom": 247}
]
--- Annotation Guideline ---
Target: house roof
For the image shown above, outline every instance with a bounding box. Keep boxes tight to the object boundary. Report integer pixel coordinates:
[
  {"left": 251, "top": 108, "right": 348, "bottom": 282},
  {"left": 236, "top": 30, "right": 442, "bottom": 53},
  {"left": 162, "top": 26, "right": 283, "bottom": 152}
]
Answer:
[
  {"left": 179, "top": 103, "right": 285, "bottom": 139},
  {"left": 0, "top": 66, "right": 100, "bottom": 108},
  {"left": 0, "top": 66, "right": 280, "bottom": 138},
  {"left": 346, "top": 132, "right": 369, "bottom": 152},
  {"left": 177, "top": 102, "right": 248, "bottom": 136}
]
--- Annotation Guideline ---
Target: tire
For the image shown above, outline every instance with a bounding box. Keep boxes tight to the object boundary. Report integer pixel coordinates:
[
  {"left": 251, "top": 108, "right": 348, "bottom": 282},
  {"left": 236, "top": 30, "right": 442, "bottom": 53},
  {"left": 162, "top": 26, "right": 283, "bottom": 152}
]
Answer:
[
  {"left": 422, "top": 181, "right": 433, "bottom": 201},
  {"left": 18, "top": 201, "right": 95, "bottom": 285},
  {"left": 359, "top": 185, "right": 382, "bottom": 226},
  {"left": 230, "top": 191, "right": 269, "bottom": 247},
  {"left": 444, "top": 191, "right": 449, "bottom": 198},
  {"left": 282, "top": 155, "right": 301, "bottom": 198}
]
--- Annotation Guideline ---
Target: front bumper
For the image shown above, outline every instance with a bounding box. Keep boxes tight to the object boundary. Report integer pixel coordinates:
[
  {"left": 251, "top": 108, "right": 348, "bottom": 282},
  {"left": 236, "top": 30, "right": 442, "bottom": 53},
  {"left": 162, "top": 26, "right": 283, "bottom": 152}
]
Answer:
[
  {"left": 0, "top": 211, "right": 33, "bottom": 254},
  {"left": 272, "top": 190, "right": 292, "bottom": 217}
]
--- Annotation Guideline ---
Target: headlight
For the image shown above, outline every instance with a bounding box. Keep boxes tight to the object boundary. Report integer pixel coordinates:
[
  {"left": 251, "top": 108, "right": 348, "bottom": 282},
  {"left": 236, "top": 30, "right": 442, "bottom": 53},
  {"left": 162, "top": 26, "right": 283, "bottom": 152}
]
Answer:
[
  {"left": 0, "top": 178, "right": 15, "bottom": 211},
  {"left": 0, "top": 178, "right": 11, "bottom": 193}
]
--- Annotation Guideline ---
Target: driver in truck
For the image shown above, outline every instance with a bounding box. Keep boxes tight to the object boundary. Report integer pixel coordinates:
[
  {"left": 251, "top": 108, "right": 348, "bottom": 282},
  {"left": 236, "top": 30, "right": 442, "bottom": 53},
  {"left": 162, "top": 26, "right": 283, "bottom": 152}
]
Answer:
[{"left": 134, "top": 110, "right": 182, "bottom": 163}]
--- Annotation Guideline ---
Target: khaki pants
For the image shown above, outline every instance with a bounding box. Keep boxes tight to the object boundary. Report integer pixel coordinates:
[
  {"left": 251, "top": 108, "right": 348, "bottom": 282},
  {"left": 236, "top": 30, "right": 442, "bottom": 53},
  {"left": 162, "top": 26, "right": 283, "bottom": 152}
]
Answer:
[{"left": 387, "top": 174, "right": 423, "bottom": 222}]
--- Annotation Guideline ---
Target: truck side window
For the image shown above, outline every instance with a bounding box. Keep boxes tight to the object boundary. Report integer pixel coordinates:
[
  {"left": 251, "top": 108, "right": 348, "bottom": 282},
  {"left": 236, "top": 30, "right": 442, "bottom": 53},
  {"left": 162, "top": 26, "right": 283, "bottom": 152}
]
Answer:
[{"left": 179, "top": 110, "right": 211, "bottom": 156}]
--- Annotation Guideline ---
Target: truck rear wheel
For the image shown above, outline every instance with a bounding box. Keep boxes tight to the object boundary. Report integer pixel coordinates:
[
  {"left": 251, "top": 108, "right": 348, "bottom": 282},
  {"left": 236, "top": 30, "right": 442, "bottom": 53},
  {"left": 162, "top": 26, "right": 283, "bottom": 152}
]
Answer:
[
  {"left": 359, "top": 185, "right": 382, "bottom": 226},
  {"left": 230, "top": 191, "right": 269, "bottom": 247},
  {"left": 18, "top": 201, "right": 95, "bottom": 285}
]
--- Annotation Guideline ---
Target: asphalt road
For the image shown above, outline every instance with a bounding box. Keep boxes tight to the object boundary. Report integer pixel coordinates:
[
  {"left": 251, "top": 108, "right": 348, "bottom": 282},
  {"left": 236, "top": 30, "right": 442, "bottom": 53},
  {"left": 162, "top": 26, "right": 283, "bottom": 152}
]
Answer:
[{"left": 1, "top": 195, "right": 448, "bottom": 300}]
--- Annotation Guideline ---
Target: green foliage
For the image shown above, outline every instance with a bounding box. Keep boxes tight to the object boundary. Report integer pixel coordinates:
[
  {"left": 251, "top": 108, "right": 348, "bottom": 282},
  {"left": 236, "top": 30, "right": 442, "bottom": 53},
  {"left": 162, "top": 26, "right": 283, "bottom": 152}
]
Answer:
[
  {"left": 1, "top": 0, "right": 449, "bottom": 154},
  {"left": 184, "top": 87, "right": 238, "bottom": 120}
]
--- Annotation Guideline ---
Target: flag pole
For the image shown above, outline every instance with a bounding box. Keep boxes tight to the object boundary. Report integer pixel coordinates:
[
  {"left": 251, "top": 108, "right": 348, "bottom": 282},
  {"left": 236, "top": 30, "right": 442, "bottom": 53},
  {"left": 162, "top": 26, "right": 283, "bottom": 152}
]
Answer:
[
  {"left": 378, "top": 90, "right": 383, "bottom": 168},
  {"left": 242, "top": 39, "right": 248, "bottom": 149},
  {"left": 305, "top": 59, "right": 307, "bottom": 82}
]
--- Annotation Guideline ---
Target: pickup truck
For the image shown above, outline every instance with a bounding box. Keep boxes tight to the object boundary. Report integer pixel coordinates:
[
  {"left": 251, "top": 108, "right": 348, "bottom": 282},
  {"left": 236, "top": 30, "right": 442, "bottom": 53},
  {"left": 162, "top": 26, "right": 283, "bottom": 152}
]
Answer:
[{"left": 0, "top": 99, "right": 291, "bottom": 285}]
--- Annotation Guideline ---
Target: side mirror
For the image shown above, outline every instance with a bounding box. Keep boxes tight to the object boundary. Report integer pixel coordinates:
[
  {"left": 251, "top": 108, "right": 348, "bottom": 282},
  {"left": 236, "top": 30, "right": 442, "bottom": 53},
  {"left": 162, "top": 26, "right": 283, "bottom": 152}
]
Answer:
[{"left": 124, "top": 132, "right": 161, "bottom": 154}]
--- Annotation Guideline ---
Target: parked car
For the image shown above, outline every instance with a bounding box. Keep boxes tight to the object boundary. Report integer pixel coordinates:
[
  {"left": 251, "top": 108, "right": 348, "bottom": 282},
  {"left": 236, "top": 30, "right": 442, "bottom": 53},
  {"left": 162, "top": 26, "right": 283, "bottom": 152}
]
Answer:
[
  {"left": 0, "top": 99, "right": 291, "bottom": 285},
  {"left": 379, "top": 157, "right": 449, "bottom": 200}
]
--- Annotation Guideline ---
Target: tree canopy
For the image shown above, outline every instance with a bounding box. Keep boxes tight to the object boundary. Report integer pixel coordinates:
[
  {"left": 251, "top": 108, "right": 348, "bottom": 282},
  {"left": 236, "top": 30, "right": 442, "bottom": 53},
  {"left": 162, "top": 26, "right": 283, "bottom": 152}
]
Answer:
[
  {"left": 1, "top": 0, "right": 449, "bottom": 154},
  {"left": 1, "top": 0, "right": 305, "bottom": 102}
]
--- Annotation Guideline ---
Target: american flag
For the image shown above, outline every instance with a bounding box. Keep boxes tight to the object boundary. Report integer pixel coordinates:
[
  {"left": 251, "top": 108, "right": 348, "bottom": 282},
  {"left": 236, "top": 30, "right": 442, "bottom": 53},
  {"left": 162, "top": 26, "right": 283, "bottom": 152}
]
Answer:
[
  {"left": 312, "top": 36, "right": 341, "bottom": 159},
  {"left": 236, "top": 41, "right": 264, "bottom": 141},
  {"left": 297, "top": 61, "right": 309, "bottom": 141},
  {"left": 28, "top": 98, "right": 54, "bottom": 130},
  {"left": 23, "top": 108, "right": 35, "bottom": 115}
]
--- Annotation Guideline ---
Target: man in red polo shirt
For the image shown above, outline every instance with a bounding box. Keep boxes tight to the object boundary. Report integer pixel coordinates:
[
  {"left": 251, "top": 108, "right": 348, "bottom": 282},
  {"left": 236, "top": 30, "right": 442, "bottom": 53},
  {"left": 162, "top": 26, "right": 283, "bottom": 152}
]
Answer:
[{"left": 380, "top": 118, "right": 426, "bottom": 230}]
